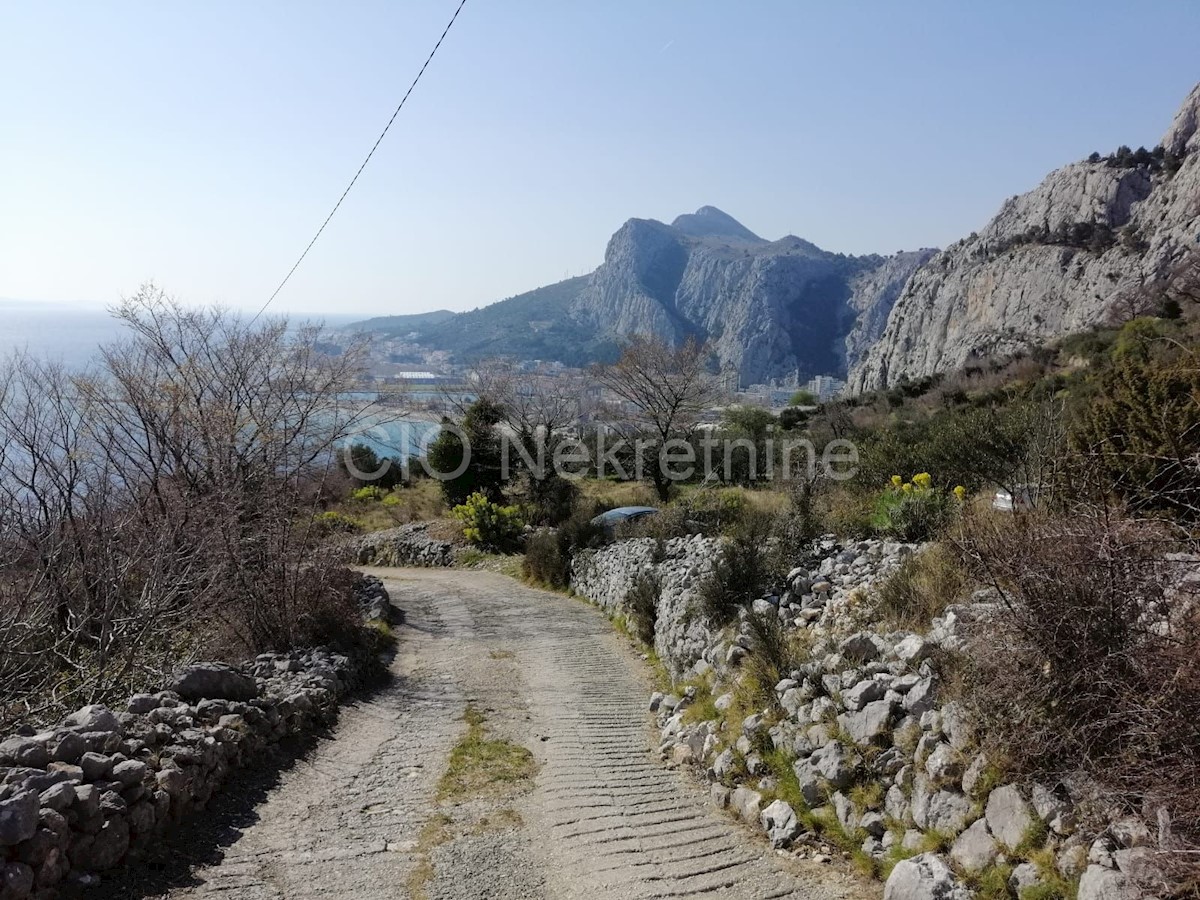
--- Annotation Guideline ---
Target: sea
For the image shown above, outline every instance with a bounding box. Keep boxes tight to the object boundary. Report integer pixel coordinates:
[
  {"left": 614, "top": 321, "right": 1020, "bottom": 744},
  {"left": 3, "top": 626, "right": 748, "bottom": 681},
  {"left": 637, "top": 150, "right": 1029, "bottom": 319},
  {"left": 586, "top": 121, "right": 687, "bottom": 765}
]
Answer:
[
  {"left": 0, "top": 302, "right": 366, "bottom": 369},
  {"left": 0, "top": 302, "right": 445, "bottom": 460},
  {"left": 0, "top": 305, "right": 125, "bottom": 368}
]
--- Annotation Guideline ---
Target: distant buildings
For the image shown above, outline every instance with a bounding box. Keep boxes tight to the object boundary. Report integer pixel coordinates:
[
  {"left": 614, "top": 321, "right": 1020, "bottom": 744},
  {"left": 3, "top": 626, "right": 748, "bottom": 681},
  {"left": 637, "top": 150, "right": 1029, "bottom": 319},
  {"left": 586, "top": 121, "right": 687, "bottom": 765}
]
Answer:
[{"left": 803, "top": 375, "right": 845, "bottom": 402}]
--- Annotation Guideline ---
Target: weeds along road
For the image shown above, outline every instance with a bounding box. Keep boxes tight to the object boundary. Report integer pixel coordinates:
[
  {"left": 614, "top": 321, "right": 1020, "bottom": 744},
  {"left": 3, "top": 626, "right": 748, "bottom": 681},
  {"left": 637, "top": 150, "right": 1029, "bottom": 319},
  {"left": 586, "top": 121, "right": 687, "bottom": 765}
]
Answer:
[{"left": 132, "top": 568, "right": 876, "bottom": 900}]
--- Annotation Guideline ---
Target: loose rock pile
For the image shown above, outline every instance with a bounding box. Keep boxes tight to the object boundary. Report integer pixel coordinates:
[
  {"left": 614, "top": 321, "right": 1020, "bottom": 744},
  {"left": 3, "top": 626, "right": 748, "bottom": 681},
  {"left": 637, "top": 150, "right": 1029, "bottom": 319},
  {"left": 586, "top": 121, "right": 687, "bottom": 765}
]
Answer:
[
  {"left": 574, "top": 534, "right": 1152, "bottom": 899},
  {"left": 348, "top": 523, "right": 455, "bottom": 568},
  {"left": 0, "top": 582, "right": 394, "bottom": 897}
]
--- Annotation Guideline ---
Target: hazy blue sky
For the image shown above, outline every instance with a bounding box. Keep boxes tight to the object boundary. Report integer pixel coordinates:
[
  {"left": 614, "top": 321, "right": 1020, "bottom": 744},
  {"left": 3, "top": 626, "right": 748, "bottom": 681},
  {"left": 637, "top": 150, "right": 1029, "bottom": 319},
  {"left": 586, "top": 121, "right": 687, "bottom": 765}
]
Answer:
[{"left": 3, "top": 2, "right": 1198, "bottom": 317}]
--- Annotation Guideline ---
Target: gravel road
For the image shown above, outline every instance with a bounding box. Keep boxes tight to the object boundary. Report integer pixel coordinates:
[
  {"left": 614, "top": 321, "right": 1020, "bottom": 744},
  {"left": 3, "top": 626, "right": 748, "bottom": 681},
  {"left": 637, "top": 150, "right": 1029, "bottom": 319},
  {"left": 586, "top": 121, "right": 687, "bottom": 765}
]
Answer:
[{"left": 120, "top": 568, "right": 875, "bottom": 900}]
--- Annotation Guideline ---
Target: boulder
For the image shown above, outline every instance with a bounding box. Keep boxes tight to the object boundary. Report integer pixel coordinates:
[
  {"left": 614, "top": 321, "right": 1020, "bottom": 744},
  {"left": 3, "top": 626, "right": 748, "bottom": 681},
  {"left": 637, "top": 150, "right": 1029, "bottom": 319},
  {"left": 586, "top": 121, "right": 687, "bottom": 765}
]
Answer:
[
  {"left": 730, "top": 786, "right": 763, "bottom": 825},
  {"left": 832, "top": 792, "right": 859, "bottom": 833},
  {"left": 79, "top": 753, "right": 113, "bottom": 781},
  {"left": 894, "top": 634, "right": 932, "bottom": 665},
  {"left": 838, "top": 699, "right": 896, "bottom": 745},
  {"left": 0, "top": 790, "right": 39, "bottom": 846},
  {"left": 1009, "top": 862, "right": 1041, "bottom": 895},
  {"left": 913, "top": 776, "right": 971, "bottom": 835},
  {"left": 808, "top": 741, "right": 854, "bottom": 789},
  {"left": 924, "top": 743, "right": 963, "bottom": 782},
  {"left": 1, "top": 862, "right": 35, "bottom": 898},
  {"left": 839, "top": 632, "right": 884, "bottom": 663},
  {"left": 168, "top": 664, "right": 259, "bottom": 702},
  {"left": 950, "top": 818, "right": 998, "bottom": 873},
  {"left": 0, "top": 737, "right": 50, "bottom": 770},
  {"left": 1031, "top": 783, "right": 1077, "bottom": 836},
  {"left": 902, "top": 677, "right": 937, "bottom": 716},
  {"left": 961, "top": 754, "right": 989, "bottom": 797},
  {"left": 62, "top": 705, "right": 122, "bottom": 735},
  {"left": 1077, "top": 864, "right": 1139, "bottom": 900},
  {"left": 842, "top": 679, "right": 887, "bottom": 711},
  {"left": 986, "top": 784, "right": 1035, "bottom": 850},
  {"left": 884, "top": 853, "right": 972, "bottom": 900},
  {"left": 111, "top": 759, "right": 148, "bottom": 788},
  {"left": 760, "top": 799, "right": 800, "bottom": 848}
]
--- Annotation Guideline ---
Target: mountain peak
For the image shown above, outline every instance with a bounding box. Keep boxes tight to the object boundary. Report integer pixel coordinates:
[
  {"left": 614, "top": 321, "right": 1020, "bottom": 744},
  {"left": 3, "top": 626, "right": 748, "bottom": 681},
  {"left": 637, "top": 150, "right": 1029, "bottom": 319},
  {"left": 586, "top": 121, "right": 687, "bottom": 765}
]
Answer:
[{"left": 670, "top": 206, "right": 764, "bottom": 243}]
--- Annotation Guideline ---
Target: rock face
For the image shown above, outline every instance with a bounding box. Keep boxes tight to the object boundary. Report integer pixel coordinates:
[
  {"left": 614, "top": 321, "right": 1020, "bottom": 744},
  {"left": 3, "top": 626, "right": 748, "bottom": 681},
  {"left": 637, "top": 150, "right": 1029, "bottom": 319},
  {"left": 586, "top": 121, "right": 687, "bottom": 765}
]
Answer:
[
  {"left": 851, "top": 81, "right": 1200, "bottom": 392},
  {"left": 571, "top": 211, "right": 933, "bottom": 386},
  {"left": 356, "top": 207, "right": 932, "bottom": 386}
]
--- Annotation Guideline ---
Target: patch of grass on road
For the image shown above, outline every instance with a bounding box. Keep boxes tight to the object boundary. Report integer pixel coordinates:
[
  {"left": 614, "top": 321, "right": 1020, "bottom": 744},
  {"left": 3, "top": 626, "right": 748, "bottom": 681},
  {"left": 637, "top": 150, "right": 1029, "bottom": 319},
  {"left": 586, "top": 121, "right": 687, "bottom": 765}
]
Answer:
[
  {"left": 437, "top": 705, "right": 537, "bottom": 801},
  {"left": 405, "top": 813, "right": 453, "bottom": 900}
]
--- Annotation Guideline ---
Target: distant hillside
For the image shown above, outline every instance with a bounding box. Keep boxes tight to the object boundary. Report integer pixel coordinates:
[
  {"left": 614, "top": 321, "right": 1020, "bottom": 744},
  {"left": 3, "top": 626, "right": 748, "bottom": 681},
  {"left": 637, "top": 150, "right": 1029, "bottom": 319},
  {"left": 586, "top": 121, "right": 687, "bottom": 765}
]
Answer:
[
  {"left": 349, "top": 308, "right": 456, "bottom": 336},
  {"left": 350, "top": 207, "right": 932, "bottom": 384}
]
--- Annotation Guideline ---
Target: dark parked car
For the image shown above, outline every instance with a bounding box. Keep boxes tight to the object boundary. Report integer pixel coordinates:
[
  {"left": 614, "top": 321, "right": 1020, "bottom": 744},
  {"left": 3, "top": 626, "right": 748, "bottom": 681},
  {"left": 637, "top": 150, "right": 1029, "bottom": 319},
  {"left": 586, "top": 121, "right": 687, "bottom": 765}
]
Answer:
[{"left": 590, "top": 506, "right": 659, "bottom": 533}]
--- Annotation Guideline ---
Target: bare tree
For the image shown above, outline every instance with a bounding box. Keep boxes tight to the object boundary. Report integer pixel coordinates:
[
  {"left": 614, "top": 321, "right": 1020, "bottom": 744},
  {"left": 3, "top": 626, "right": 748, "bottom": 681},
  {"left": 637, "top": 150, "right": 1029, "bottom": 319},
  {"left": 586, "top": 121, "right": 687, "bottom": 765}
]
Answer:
[
  {"left": 467, "top": 358, "right": 587, "bottom": 522},
  {"left": 0, "top": 284, "right": 374, "bottom": 727},
  {"left": 590, "top": 336, "right": 723, "bottom": 501}
]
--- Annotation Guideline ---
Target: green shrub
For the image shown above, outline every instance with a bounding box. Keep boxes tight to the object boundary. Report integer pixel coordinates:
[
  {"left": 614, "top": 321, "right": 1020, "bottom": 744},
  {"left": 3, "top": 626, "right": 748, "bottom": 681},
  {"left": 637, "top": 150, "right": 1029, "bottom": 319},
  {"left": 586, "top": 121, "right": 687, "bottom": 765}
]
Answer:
[
  {"left": 351, "top": 485, "right": 386, "bottom": 503},
  {"left": 310, "top": 510, "right": 363, "bottom": 536},
  {"left": 625, "top": 571, "right": 661, "bottom": 645},
  {"left": 522, "top": 529, "right": 570, "bottom": 588},
  {"left": 521, "top": 507, "right": 606, "bottom": 588},
  {"left": 870, "top": 473, "right": 959, "bottom": 542},
  {"left": 699, "top": 511, "right": 780, "bottom": 625},
  {"left": 451, "top": 492, "right": 524, "bottom": 552},
  {"left": 676, "top": 487, "right": 747, "bottom": 533}
]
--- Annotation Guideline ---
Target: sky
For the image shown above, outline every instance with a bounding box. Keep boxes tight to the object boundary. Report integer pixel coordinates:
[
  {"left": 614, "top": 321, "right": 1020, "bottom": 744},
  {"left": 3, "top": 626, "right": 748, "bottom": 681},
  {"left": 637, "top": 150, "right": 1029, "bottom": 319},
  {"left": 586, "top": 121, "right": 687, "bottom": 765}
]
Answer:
[{"left": 2, "top": 2, "right": 1199, "bottom": 318}]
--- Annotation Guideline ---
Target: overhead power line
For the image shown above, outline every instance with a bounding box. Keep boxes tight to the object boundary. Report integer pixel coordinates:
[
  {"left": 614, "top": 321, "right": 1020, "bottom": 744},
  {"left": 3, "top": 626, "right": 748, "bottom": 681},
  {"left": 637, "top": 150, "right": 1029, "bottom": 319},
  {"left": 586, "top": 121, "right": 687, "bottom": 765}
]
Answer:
[{"left": 250, "top": 0, "right": 468, "bottom": 323}]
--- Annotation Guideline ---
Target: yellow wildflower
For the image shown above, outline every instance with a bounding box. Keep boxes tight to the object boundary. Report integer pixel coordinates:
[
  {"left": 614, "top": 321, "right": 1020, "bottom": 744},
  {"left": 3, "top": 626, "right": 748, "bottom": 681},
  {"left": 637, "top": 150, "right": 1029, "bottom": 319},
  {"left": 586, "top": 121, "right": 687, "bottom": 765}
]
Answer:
[
  {"left": 891, "top": 475, "right": 903, "bottom": 488},
  {"left": 953, "top": 485, "right": 966, "bottom": 501},
  {"left": 901, "top": 483, "right": 913, "bottom": 493},
  {"left": 912, "top": 472, "right": 932, "bottom": 490}
]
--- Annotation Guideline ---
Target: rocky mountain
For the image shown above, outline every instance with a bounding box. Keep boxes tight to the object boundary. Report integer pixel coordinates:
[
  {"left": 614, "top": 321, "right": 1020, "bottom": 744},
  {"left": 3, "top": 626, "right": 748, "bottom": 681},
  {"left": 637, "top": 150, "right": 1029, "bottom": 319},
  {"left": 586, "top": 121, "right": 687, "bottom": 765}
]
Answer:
[
  {"left": 850, "top": 82, "right": 1200, "bottom": 393},
  {"left": 357, "top": 207, "right": 933, "bottom": 386}
]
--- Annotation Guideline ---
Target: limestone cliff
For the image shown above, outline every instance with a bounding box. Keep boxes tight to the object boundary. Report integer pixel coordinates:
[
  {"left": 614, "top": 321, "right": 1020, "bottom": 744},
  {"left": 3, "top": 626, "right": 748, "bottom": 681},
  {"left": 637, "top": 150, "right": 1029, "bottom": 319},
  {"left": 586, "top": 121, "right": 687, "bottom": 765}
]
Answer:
[
  {"left": 850, "top": 83, "right": 1200, "bottom": 392},
  {"left": 359, "top": 207, "right": 931, "bottom": 386},
  {"left": 568, "top": 209, "right": 931, "bottom": 386}
]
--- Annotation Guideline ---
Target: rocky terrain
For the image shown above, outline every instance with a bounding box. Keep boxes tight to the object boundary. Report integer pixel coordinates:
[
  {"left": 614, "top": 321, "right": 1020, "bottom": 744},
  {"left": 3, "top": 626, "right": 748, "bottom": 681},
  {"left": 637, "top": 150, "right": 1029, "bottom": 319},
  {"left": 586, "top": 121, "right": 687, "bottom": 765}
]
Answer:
[
  {"left": 850, "top": 82, "right": 1200, "bottom": 392},
  {"left": 571, "top": 536, "right": 1162, "bottom": 899},
  {"left": 353, "top": 206, "right": 933, "bottom": 386}
]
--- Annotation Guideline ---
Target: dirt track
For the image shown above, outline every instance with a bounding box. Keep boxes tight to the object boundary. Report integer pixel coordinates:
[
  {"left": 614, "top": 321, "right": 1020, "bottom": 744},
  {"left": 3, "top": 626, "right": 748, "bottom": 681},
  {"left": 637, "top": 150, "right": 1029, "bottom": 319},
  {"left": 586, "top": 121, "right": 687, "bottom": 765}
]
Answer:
[{"left": 125, "top": 568, "right": 874, "bottom": 899}]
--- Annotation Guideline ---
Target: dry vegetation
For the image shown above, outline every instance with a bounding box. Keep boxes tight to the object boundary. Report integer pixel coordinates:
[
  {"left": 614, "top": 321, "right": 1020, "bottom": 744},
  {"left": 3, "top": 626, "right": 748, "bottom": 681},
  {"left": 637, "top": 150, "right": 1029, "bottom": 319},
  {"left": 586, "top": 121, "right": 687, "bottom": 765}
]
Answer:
[{"left": 0, "top": 287, "right": 377, "bottom": 727}]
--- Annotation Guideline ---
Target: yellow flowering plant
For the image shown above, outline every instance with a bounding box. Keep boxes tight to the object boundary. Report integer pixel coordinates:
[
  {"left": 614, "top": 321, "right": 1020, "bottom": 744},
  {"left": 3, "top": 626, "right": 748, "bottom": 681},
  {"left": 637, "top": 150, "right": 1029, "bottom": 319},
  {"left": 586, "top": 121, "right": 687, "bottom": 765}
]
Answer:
[{"left": 872, "top": 472, "right": 955, "bottom": 541}]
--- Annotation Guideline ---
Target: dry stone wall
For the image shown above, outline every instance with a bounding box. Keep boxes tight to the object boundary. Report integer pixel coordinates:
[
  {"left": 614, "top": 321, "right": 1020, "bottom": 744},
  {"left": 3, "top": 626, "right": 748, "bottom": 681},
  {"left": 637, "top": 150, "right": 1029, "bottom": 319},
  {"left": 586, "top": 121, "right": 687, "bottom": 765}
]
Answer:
[
  {"left": 348, "top": 523, "right": 455, "bottom": 568},
  {"left": 573, "top": 534, "right": 1154, "bottom": 900},
  {"left": 0, "top": 576, "right": 394, "bottom": 898}
]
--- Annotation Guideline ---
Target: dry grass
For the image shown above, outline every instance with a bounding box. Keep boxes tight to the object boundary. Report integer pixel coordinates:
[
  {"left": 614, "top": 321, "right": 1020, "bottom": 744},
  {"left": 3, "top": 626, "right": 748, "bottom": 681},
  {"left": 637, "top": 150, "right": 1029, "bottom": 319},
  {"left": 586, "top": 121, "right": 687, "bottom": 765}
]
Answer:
[
  {"left": 404, "top": 812, "right": 453, "bottom": 900},
  {"left": 327, "top": 479, "right": 446, "bottom": 533},
  {"left": 871, "top": 542, "right": 969, "bottom": 632}
]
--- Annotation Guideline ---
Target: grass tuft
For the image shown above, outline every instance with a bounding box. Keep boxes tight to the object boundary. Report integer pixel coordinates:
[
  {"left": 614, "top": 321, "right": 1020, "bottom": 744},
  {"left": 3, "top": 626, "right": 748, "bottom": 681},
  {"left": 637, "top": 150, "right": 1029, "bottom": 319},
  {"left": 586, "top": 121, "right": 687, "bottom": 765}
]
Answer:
[{"left": 438, "top": 705, "right": 538, "bottom": 801}]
